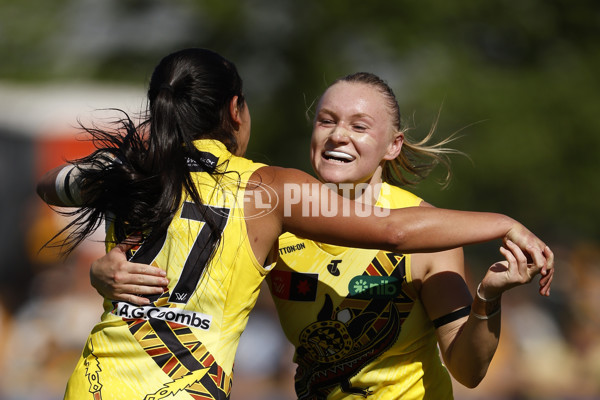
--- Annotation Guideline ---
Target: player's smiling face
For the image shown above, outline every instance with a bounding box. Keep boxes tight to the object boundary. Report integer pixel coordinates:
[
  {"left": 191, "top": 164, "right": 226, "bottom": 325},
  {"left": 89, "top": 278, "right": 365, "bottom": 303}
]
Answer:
[{"left": 310, "top": 81, "right": 403, "bottom": 186}]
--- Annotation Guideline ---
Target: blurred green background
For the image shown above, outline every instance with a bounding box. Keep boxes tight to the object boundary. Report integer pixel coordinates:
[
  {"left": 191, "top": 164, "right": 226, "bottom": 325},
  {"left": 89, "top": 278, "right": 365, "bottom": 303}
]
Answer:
[
  {"left": 0, "top": 0, "right": 598, "bottom": 399},
  {"left": 2, "top": 0, "right": 599, "bottom": 240}
]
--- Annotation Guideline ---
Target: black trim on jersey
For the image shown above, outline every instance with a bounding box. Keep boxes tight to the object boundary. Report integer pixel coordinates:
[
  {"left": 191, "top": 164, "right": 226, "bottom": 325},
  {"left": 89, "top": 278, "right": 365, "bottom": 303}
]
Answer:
[
  {"left": 149, "top": 318, "right": 204, "bottom": 372},
  {"left": 128, "top": 231, "right": 167, "bottom": 264},
  {"left": 187, "top": 151, "right": 219, "bottom": 173},
  {"left": 432, "top": 305, "right": 471, "bottom": 328},
  {"left": 198, "top": 363, "right": 222, "bottom": 397}
]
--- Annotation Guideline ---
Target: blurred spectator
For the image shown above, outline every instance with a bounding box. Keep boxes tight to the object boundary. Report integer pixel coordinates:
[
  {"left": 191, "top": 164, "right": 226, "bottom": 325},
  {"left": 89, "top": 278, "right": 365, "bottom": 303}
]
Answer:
[
  {"left": 453, "top": 244, "right": 600, "bottom": 400},
  {"left": 0, "top": 208, "right": 104, "bottom": 400}
]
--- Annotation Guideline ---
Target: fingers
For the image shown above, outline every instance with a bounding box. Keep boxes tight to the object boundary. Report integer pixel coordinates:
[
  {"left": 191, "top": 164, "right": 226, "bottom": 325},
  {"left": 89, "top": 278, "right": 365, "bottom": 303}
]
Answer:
[
  {"left": 113, "top": 262, "right": 168, "bottom": 304},
  {"left": 108, "top": 280, "right": 166, "bottom": 305},
  {"left": 123, "top": 293, "right": 151, "bottom": 306},
  {"left": 505, "top": 225, "right": 548, "bottom": 272},
  {"left": 526, "top": 243, "right": 546, "bottom": 273},
  {"left": 110, "top": 267, "right": 168, "bottom": 301},
  {"left": 112, "top": 263, "right": 168, "bottom": 286},
  {"left": 542, "top": 245, "right": 555, "bottom": 276},
  {"left": 91, "top": 240, "right": 168, "bottom": 302},
  {"left": 499, "top": 245, "right": 517, "bottom": 275},
  {"left": 129, "top": 263, "right": 167, "bottom": 278},
  {"left": 534, "top": 245, "right": 554, "bottom": 296},
  {"left": 538, "top": 268, "right": 554, "bottom": 296},
  {"left": 122, "top": 283, "right": 165, "bottom": 297},
  {"left": 504, "top": 240, "right": 541, "bottom": 282},
  {"left": 538, "top": 255, "right": 554, "bottom": 296},
  {"left": 130, "top": 270, "right": 169, "bottom": 288},
  {"left": 502, "top": 239, "right": 555, "bottom": 298},
  {"left": 504, "top": 240, "right": 526, "bottom": 275},
  {"left": 113, "top": 271, "right": 168, "bottom": 287}
]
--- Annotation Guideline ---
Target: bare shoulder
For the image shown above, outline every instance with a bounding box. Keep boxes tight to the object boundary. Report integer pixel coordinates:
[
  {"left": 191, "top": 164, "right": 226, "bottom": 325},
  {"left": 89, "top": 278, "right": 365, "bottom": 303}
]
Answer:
[
  {"left": 248, "top": 166, "right": 323, "bottom": 214},
  {"left": 250, "top": 165, "right": 318, "bottom": 187},
  {"left": 244, "top": 165, "right": 333, "bottom": 265}
]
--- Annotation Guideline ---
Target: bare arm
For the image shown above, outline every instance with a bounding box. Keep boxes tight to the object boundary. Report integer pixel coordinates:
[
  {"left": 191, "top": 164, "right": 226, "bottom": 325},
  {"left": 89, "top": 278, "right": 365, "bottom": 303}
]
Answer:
[
  {"left": 37, "top": 165, "right": 74, "bottom": 206},
  {"left": 79, "top": 165, "right": 553, "bottom": 306},
  {"left": 420, "top": 240, "right": 550, "bottom": 388},
  {"left": 37, "top": 153, "right": 116, "bottom": 207},
  {"left": 251, "top": 166, "right": 551, "bottom": 268},
  {"left": 38, "top": 161, "right": 552, "bottom": 261}
]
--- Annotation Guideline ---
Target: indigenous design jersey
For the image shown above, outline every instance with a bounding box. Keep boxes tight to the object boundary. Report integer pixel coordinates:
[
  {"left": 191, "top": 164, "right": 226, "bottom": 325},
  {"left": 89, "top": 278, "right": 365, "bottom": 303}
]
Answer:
[
  {"left": 269, "top": 183, "right": 453, "bottom": 400},
  {"left": 65, "top": 140, "right": 270, "bottom": 400}
]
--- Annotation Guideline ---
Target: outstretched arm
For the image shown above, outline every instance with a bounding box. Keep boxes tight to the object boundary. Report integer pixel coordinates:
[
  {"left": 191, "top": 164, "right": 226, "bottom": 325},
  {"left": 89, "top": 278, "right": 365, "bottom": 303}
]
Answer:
[
  {"left": 44, "top": 162, "right": 553, "bottom": 305},
  {"left": 38, "top": 162, "right": 552, "bottom": 267},
  {"left": 37, "top": 165, "right": 76, "bottom": 206},
  {"left": 259, "top": 166, "right": 552, "bottom": 271},
  {"left": 427, "top": 240, "right": 551, "bottom": 388},
  {"left": 37, "top": 153, "right": 116, "bottom": 207}
]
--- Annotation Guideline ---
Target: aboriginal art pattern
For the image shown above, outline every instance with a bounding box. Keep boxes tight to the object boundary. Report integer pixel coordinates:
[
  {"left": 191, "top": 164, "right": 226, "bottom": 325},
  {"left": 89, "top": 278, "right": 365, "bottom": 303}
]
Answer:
[
  {"left": 128, "top": 293, "right": 230, "bottom": 400},
  {"left": 295, "top": 252, "right": 415, "bottom": 399},
  {"left": 84, "top": 292, "right": 232, "bottom": 400}
]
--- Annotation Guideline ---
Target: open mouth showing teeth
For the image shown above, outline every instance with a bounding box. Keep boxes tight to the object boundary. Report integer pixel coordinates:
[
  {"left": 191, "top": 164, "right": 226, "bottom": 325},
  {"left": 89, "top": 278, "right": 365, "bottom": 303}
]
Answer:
[{"left": 323, "top": 150, "right": 355, "bottom": 163}]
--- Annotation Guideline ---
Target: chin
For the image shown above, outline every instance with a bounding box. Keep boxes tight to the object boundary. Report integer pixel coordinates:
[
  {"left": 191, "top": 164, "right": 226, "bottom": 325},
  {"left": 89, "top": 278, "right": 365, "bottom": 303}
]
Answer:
[
  {"left": 315, "top": 160, "right": 359, "bottom": 182},
  {"left": 318, "top": 171, "right": 355, "bottom": 185}
]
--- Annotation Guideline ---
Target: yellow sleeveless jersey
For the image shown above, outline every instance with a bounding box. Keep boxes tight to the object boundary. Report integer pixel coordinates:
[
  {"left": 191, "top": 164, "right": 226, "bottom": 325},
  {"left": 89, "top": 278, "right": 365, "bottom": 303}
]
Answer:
[
  {"left": 65, "top": 140, "right": 271, "bottom": 400},
  {"left": 268, "top": 183, "right": 453, "bottom": 400}
]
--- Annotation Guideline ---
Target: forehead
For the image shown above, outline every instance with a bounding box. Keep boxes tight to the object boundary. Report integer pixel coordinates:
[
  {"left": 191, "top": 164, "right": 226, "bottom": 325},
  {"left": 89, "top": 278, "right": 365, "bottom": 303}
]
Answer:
[{"left": 318, "top": 81, "right": 393, "bottom": 121}]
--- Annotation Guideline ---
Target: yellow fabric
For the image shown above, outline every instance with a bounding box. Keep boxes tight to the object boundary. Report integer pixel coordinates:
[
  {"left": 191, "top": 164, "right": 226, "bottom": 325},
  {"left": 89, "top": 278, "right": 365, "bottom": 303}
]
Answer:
[
  {"left": 65, "top": 140, "right": 268, "bottom": 400},
  {"left": 269, "top": 183, "right": 453, "bottom": 399}
]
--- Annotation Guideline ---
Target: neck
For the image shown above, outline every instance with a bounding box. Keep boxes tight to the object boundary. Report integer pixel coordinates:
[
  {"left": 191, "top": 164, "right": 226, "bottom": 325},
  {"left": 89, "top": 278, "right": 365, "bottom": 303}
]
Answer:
[{"left": 335, "top": 168, "right": 384, "bottom": 205}]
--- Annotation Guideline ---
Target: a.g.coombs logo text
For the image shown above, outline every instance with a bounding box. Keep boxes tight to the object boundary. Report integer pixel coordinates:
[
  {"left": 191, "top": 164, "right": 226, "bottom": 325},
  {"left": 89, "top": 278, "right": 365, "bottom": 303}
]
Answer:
[
  {"left": 112, "top": 302, "right": 212, "bottom": 330},
  {"left": 210, "top": 181, "right": 391, "bottom": 220}
]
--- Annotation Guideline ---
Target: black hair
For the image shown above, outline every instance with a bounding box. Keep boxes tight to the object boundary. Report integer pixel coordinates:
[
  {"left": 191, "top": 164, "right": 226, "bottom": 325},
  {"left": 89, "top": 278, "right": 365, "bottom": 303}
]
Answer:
[{"left": 52, "top": 48, "right": 245, "bottom": 257}]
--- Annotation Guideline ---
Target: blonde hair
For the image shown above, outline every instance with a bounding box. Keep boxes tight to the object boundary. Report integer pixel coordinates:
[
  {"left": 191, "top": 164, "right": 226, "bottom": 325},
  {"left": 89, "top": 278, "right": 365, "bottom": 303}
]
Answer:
[{"left": 335, "top": 72, "right": 464, "bottom": 188}]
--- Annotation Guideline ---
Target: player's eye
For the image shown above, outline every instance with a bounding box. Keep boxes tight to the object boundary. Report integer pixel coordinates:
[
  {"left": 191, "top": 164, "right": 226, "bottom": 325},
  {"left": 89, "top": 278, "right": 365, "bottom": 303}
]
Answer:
[{"left": 318, "top": 118, "right": 335, "bottom": 126}]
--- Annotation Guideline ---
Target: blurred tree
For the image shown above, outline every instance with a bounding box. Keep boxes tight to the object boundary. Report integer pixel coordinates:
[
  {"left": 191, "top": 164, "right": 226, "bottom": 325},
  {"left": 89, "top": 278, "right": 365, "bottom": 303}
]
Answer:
[{"left": 0, "top": 0, "right": 598, "bottom": 247}]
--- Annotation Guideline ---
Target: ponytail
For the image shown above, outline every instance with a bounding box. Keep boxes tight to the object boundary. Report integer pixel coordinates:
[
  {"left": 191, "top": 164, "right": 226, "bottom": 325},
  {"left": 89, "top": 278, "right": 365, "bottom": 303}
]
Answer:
[{"left": 48, "top": 48, "right": 246, "bottom": 257}]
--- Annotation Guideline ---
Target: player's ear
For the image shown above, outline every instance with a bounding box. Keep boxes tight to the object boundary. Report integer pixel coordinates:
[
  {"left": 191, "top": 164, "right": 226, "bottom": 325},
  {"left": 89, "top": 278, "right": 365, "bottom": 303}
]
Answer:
[
  {"left": 383, "top": 131, "right": 404, "bottom": 160},
  {"left": 229, "top": 96, "right": 242, "bottom": 129}
]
